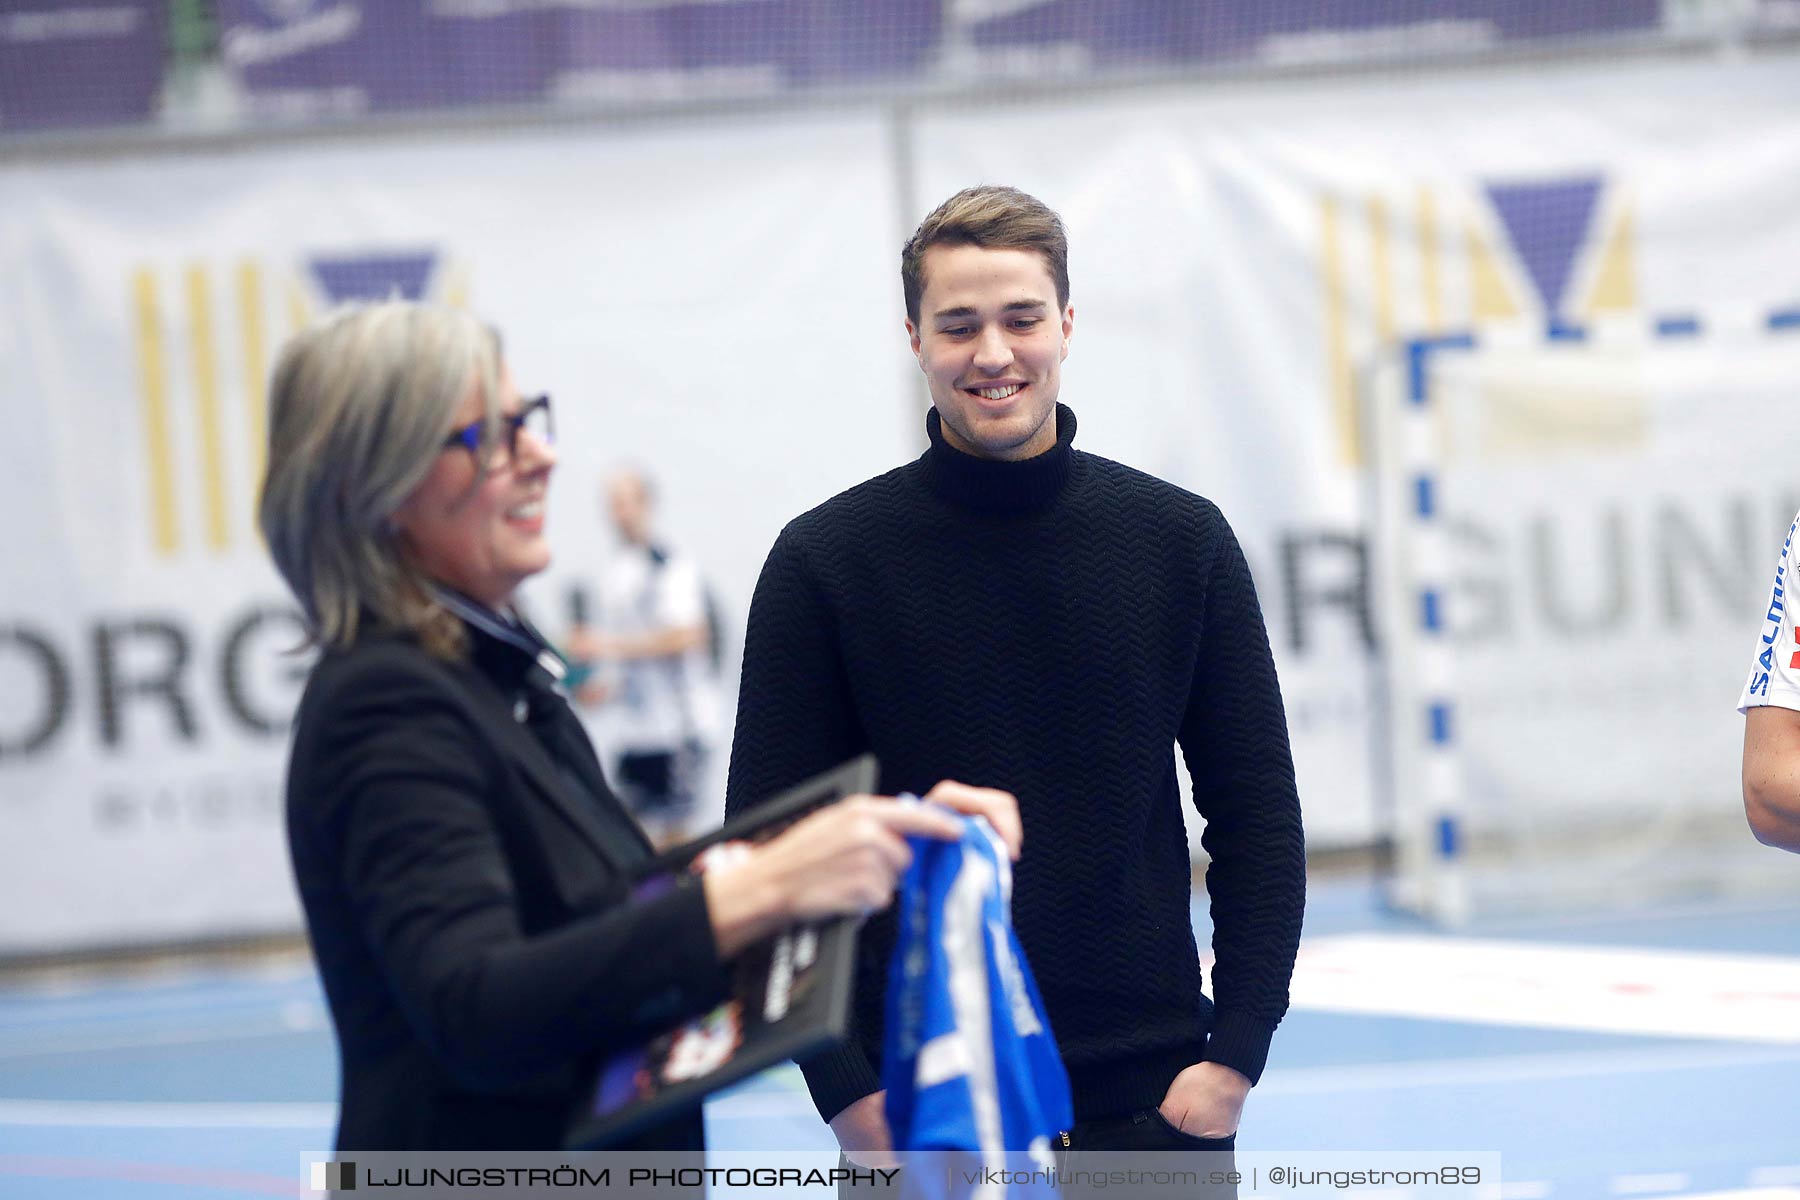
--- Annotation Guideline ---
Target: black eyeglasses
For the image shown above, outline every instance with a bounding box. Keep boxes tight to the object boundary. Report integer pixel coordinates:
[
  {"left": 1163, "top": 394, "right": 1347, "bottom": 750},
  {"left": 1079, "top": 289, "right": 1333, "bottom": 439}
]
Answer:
[{"left": 443, "top": 394, "right": 554, "bottom": 463}]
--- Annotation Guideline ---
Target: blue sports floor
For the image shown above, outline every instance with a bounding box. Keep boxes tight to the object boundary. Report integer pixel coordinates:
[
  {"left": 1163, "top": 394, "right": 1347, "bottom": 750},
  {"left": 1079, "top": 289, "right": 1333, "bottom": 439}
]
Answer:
[{"left": 1, "top": 878, "right": 1797, "bottom": 1198}]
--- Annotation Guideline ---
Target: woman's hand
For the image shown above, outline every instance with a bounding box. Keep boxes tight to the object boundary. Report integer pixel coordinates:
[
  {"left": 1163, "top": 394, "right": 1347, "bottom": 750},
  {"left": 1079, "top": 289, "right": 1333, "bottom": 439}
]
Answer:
[
  {"left": 703, "top": 781, "right": 1021, "bottom": 957},
  {"left": 704, "top": 795, "right": 959, "bottom": 956}
]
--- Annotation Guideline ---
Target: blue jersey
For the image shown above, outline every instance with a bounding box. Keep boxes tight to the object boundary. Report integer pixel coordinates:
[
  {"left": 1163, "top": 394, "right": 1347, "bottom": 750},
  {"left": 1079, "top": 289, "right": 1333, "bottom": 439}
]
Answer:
[{"left": 882, "top": 814, "right": 1073, "bottom": 1166}]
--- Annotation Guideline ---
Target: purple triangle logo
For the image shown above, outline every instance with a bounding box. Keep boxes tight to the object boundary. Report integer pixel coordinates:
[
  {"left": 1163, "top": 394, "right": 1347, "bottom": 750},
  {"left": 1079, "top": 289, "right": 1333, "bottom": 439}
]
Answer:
[
  {"left": 1484, "top": 178, "right": 1602, "bottom": 317},
  {"left": 307, "top": 253, "right": 438, "bottom": 304}
]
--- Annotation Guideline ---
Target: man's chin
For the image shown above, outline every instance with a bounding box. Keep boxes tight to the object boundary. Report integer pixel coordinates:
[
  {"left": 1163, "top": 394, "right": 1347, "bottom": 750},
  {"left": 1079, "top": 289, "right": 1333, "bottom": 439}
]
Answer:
[
  {"left": 970, "top": 415, "right": 1053, "bottom": 459},
  {"left": 941, "top": 408, "right": 1048, "bottom": 459}
]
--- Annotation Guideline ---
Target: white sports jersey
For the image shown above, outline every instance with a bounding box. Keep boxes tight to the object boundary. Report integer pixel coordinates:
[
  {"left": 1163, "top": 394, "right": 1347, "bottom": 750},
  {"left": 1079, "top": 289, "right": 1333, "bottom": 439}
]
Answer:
[
  {"left": 1739, "top": 508, "right": 1800, "bottom": 714},
  {"left": 593, "top": 543, "right": 721, "bottom": 752}
]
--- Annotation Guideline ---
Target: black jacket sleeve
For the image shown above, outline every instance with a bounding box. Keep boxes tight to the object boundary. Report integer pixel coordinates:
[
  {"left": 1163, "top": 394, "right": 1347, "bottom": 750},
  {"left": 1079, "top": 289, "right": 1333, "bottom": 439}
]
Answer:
[{"left": 296, "top": 653, "right": 730, "bottom": 1090}]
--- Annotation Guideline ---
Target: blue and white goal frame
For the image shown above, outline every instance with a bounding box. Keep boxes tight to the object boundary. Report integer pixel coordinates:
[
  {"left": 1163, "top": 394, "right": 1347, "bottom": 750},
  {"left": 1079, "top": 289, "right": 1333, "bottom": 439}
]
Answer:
[{"left": 1371, "top": 306, "right": 1800, "bottom": 926}]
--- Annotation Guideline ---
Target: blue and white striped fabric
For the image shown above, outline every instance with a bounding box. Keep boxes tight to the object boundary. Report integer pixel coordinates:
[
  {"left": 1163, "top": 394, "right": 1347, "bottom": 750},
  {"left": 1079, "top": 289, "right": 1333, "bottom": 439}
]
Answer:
[{"left": 882, "top": 813, "right": 1072, "bottom": 1167}]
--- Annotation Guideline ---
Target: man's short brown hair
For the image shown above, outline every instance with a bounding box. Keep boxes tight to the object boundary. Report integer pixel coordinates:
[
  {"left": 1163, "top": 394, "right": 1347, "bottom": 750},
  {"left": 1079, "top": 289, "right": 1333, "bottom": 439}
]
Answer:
[{"left": 902, "top": 185, "right": 1070, "bottom": 323}]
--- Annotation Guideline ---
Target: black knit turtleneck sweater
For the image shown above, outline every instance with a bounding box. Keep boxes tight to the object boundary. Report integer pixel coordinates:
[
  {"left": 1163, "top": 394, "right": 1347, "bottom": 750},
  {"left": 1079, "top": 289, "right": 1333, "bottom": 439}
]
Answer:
[{"left": 725, "top": 404, "right": 1305, "bottom": 1125}]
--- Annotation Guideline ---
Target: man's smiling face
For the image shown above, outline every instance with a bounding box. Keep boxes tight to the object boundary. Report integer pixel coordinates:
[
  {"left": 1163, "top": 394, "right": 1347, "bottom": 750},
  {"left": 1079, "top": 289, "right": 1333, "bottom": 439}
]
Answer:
[{"left": 906, "top": 243, "right": 1074, "bottom": 461}]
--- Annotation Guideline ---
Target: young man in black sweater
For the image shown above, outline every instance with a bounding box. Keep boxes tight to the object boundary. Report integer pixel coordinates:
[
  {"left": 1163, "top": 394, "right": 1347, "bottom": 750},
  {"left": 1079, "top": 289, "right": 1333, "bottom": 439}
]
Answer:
[{"left": 725, "top": 185, "right": 1305, "bottom": 1156}]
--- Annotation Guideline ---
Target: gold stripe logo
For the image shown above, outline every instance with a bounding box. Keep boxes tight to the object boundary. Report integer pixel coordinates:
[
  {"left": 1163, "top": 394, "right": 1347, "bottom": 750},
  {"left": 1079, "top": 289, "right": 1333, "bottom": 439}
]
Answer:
[
  {"left": 1318, "top": 184, "right": 1636, "bottom": 465},
  {"left": 186, "top": 265, "right": 230, "bottom": 553},
  {"left": 239, "top": 261, "right": 269, "bottom": 494},
  {"left": 132, "top": 268, "right": 179, "bottom": 557},
  {"left": 131, "top": 260, "right": 316, "bottom": 558}
]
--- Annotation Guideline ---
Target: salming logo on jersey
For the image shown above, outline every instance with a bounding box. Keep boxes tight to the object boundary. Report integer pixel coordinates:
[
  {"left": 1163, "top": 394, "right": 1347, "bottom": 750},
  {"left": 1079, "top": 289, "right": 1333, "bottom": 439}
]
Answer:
[{"left": 1743, "top": 510, "right": 1800, "bottom": 706}]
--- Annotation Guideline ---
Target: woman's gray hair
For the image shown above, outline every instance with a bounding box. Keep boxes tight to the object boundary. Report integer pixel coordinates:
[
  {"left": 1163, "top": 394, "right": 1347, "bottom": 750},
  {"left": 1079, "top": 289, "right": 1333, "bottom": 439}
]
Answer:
[{"left": 259, "top": 301, "right": 502, "bottom": 658}]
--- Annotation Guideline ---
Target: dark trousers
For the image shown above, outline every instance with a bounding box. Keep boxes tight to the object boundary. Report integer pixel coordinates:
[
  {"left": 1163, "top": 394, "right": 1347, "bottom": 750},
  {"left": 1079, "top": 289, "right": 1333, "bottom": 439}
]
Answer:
[{"left": 1056, "top": 1107, "right": 1237, "bottom": 1200}]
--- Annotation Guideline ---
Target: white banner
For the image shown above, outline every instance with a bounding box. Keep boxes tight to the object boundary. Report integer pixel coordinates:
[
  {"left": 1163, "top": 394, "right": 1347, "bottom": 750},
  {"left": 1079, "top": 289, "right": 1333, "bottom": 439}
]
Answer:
[
  {"left": 4, "top": 50, "right": 1800, "bottom": 947},
  {"left": 913, "top": 50, "right": 1800, "bottom": 846},
  {"left": 1426, "top": 335, "right": 1800, "bottom": 824},
  {"left": 0, "top": 114, "right": 911, "bottom": 950}
]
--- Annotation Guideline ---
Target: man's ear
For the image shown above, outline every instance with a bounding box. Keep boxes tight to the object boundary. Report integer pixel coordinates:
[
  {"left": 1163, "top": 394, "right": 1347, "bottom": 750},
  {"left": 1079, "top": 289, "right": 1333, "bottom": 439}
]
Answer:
[{"left": 905, "top": 318, "right": 923, "bottom": 362}]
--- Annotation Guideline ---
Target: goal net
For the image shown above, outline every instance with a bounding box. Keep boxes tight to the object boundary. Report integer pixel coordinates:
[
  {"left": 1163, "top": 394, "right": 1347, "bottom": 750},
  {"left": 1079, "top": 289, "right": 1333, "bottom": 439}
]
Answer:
[{"left": 1369, "top": 313, "right": 1800, "bottom": 923}]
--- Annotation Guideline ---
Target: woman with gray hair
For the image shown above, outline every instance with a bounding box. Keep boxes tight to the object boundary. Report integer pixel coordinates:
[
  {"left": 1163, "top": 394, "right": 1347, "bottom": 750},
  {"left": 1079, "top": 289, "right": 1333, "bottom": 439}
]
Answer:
[{"left": 261, "top": 301, "right": 1020, "bottom": 1151}]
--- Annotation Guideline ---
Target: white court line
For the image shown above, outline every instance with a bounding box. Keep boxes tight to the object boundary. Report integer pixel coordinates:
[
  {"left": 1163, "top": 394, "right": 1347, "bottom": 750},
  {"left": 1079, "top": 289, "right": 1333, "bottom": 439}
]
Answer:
[
  {"left": 708, "top": 1090, "right": 819, "bottom": 1118},
  {"left": 0, "top": 1014, "right": 326, "bottom": 1060},
  {"left": 0, "top": 1099, "right": 334, "bottom": 1128},
  {"left": 1612, "top": 1174, "right": 1690, "bottom": 1194},
  {"left": 1749, "top": 1169, "right": 1800, "bottom": 1187},
  {"left": 1248, "top": 1043, "right": 1800, "bottom": 1096},
  {"left": 1469, "top": 894, "right": 1800, "bottom": 934},
  {"left": 705, "top": 1045, "right": 1800, "bottom": 1116},
  {"left": 0, "top": 986, "right": 323, "bottom": 1033},
  {"left": 713, "top": 1042, "right": 1800, "bottom": 1128},
  {"left": 1281, "top": 935, "right": 1800, "bottom": 1043},
  {"left": 0, "top": 959, "right": 314, "bottom": 1008}
]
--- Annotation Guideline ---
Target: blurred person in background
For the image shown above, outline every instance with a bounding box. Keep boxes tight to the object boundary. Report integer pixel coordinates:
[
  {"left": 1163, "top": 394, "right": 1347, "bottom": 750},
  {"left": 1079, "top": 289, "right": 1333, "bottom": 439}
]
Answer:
[
  {"left": 727, "top": 185, "right": 1305, "bottom": 1166},
  {"left": 567, "top": 469, "right": 721, "bottom": 849},
  {"left": 259, "top": 301, "right": 1021, "bottom": 1150},
  {"left": 1740, "top": 512, "right": 1800, "bottom": 853}
]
